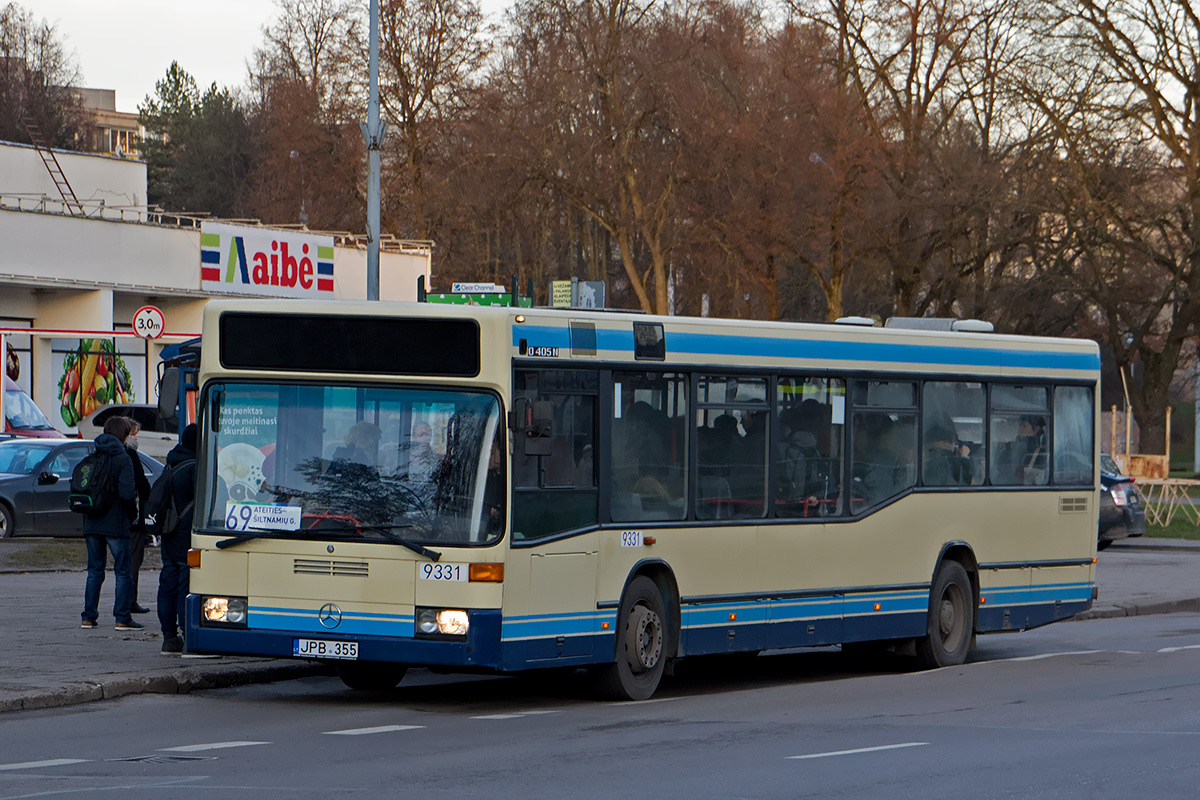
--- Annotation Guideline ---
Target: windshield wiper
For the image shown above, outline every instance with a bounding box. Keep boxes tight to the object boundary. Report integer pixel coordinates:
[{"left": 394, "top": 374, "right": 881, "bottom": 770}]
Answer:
[
  {"left": 215, "top": 529, "right": 298, "bottom": 549},
  {"left": 354, "top": 524, "right": 442, "bottom": 561},
  {"left": 294, "top": 522, "right": 442, "bottom": 562},
  {"left": 214, "top": 523, "right": 441, "bottom": 561}
]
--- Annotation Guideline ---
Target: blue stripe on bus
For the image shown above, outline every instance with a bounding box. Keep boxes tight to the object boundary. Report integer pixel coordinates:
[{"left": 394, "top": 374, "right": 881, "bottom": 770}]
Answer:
[
  {"left": 251, "top": 605, "right": 414, "bottom": 637},
  {"left": 502, "top": 611, "right": 618, "bottom": 640},
  {"left": 514, "top": 325, "right": 1099, "bottom": 372}
]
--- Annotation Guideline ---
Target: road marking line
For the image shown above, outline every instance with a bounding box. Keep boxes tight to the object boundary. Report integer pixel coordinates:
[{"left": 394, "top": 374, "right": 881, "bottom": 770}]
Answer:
[
  {"left": 160, "top": 741, "right": 271, "bottom": 752},
  {"left": 788, "top": 742, "right": 929, "bottom": 760},
  {"left": 323, "top": 725, "right": 425, "bottom": 736},
  {"left": 470, "top": 710, "right": 562, "bottom": 720},
  {"left": 0, "top": 759, "right": 90, "bottom": 771},
  {"left": 999, "top": 649, "right": 1104, "bottom": 662},
  {"left": 1159, "top": 645, "right": 1200, "bottom": 653}
]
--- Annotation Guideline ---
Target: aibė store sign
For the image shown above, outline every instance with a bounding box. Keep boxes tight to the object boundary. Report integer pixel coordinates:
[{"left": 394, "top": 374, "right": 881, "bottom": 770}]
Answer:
[{"left": 200, "top": 222, "right": 336, "bottom": 298}]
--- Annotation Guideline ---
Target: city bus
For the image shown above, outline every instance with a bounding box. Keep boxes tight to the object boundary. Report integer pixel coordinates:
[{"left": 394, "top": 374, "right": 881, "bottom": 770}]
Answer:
[{"left": 185, "top": 299, "right": 1099, "bottom": 699}]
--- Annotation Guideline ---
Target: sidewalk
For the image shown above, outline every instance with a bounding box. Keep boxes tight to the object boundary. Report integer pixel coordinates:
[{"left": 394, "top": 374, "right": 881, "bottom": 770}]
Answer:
[{"left": 1, "top": 537, "right": 1197, "bottom": 713}]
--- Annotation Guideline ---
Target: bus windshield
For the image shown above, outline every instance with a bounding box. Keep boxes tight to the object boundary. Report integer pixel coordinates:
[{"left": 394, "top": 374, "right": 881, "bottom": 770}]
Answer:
[{"left": 199, "top": 383, "right": 505, "bottom": 546}]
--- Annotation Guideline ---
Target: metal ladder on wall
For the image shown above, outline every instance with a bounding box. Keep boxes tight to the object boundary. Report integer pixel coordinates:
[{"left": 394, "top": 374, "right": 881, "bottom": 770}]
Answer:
[{"left": 21, "top": 117, "right": 84, "bottom": 216}]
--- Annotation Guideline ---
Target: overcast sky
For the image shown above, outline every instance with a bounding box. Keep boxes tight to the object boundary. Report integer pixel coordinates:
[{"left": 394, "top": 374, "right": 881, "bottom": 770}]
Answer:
[{"left": 33, "top": 0, "right": 507, "bottom": 115}]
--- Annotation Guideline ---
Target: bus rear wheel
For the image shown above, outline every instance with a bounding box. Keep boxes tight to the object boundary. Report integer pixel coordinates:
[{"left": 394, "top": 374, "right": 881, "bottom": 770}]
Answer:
[
  {"left": 336, "top": 661, "right": 408, "bottom": 691},
  {"left": 914, "top": 561, "right": 974, "bottom": 669},
  {"left": 594, "top": 576, "right": 668, "bottom": 701}
]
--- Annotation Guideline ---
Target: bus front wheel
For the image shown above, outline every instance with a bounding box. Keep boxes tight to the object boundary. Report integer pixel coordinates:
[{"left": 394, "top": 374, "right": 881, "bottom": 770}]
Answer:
[
  {"left": 336, "top": 661, "right": 408, "bottom": 691},
  {"left": 914, "top": 561, "right": 974, "bottom": 669},
  {"left": 594, "top": 576, "right": 668, "bottom": 701}
]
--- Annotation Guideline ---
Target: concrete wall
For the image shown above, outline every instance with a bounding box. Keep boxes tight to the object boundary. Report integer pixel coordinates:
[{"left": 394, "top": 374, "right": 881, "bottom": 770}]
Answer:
[{"left": 1, "top": 140, "right": 147, "bottom": 209}]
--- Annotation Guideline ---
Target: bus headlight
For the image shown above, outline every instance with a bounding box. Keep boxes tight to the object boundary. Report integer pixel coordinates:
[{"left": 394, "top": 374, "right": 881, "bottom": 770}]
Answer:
[
  {"left": 415, "top": 607, "right": 469, "bottom": 638},
  {"left": 202, "top": 596, "right": 248, "bottom": 627}
]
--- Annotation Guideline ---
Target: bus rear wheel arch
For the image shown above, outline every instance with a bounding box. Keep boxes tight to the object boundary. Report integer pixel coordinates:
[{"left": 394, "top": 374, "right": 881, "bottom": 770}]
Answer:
[
  {"left": 914, "top": 560, "right": 975, "bottom": 669},
  {"left": 593, "top": 575, "right": 671, "bottom": 701}
]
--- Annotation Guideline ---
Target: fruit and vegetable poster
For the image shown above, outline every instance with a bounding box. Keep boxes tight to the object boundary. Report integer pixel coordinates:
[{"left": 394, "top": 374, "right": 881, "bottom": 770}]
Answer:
[{"left": 52, "top": 338, "right": 138, "bottom": 430}]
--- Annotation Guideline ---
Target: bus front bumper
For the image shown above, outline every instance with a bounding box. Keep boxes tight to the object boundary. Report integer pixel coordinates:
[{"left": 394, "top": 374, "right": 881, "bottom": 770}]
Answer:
[{"left": 183, "top": 595, "right": 503, "bottom": 669}]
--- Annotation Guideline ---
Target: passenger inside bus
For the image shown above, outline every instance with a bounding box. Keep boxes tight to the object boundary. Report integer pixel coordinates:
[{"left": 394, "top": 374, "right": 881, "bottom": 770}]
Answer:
[
  {"left": 331, "top": 421, "right": 382, "bottom": 466},
  {"left": 923, "top": 423, "right": 973, "bottom": 486}
]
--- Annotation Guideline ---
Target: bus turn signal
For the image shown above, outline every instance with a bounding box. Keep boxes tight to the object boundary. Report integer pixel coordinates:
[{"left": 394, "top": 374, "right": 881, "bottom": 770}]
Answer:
[{"left": 470, "top": 563, "right": 505, "bottom": 582}]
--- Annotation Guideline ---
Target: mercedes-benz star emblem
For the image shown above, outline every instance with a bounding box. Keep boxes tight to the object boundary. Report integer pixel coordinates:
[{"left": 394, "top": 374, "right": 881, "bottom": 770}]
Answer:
[{"left": 318, "top": 603, "right": 342, "bottom": 629}]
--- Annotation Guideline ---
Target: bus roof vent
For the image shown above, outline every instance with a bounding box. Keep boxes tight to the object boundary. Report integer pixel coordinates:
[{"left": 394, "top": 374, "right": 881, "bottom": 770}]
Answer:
[
  {"left": 884, "top": 317, "right": 994, "bottom": 333},
  {"left": 884, "top": 317, "right": 955, "bottom": 330},
  {"left": 834, "top": 316, "right": 876, "bottom": 326},
  {"left": 950, "top": 319, "right": 994, "bottom": 333}
]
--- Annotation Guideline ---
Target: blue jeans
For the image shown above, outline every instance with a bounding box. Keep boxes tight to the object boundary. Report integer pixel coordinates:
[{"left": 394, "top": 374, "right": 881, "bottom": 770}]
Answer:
[
  {"left": 83, "top": 535, "right": 133, "bottom": 623},
  {"left": 157, "top": 557, "right": 189, "bottom": 639}
]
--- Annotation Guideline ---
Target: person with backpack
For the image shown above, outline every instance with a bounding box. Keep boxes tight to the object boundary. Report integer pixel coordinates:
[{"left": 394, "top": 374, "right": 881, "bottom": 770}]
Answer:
[
  {"left": 79, "top": 416, "right": 142, "bottom": 630},
  {"left": 154, "top": 423, "right": 197, "bottom": 654},
  {"left": 124, "top": 419, "right": 153, "bottom": 614}
]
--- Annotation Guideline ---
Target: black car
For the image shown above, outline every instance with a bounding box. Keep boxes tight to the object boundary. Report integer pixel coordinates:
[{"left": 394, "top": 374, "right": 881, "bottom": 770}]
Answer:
[
  {"left": 1098, "top": 453, "right": 1146, "bottom": 550},
  {"left": 0, "top": 438, "right": 163, "bottom": 538}
]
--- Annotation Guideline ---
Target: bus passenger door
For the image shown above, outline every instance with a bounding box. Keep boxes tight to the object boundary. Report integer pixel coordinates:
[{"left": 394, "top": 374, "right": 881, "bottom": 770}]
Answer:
[{"left": 508, "top": 368, "right": 601, "bottom": 664}]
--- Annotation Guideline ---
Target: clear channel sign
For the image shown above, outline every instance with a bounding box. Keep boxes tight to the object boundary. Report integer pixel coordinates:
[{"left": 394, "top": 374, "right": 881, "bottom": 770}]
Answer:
[{"left": 133, "top": 306, "right": 165, "bottom": 339}]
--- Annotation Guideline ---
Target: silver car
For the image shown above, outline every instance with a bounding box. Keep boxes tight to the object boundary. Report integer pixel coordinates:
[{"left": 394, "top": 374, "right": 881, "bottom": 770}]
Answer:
[{"left": 76, "top": 404, "right": 178, "bottom": 460}]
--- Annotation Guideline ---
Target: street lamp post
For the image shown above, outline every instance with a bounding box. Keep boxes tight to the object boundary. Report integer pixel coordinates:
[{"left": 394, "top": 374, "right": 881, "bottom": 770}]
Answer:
[{"left": 362, "top": 0, "right": 384, "bottom": 301}]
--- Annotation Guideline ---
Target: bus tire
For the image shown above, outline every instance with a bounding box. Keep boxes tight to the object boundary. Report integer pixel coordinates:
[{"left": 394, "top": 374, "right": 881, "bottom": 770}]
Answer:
[
  {"left": 914, "top": 561, "right": 974, "bottom": 669},
  {"left": 336, "top": 661, "right": 407, "bottom": 691},
  {"left": 594, "top": 576, "right": 668, "bottom": 701}
]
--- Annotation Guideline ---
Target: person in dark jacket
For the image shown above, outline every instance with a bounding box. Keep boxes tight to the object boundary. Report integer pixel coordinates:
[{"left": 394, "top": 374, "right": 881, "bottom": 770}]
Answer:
[
  {"left": 157, "top": 424, "right": 197, "bottom": 654},
  {"left": 124, "top": 419, "right": 152, "bottom": 614},
  {"left": 80, "top": 416, "right": 141, "bottom": 630}
]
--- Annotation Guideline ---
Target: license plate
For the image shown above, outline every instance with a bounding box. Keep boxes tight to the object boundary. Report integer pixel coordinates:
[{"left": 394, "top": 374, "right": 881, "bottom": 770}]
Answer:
[{"left": 294, "top": 638, "right": 358, "bottom": 660}]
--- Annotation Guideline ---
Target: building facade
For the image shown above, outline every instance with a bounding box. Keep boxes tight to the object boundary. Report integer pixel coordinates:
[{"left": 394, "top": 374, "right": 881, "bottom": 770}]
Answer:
[{"left": 1, "top": 139, "right": 432, "bottom": 432}]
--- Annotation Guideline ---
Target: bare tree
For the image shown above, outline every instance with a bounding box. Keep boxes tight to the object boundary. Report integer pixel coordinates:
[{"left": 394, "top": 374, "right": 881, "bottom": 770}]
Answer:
[
  {"left": 1024, "top": 0, "right": 1200, "bottom": 453},
  {"left": 377, "top": 0, "right": 492, "bottom": 240},
  {"left": 0, "top": 2, "right": 88, "bottom": 149},
  {"left": 251, "top": 0, "right": 364, "bottom": 122},
  {"left": 491, "top": 0, "right": 699, "bottom": 314}
]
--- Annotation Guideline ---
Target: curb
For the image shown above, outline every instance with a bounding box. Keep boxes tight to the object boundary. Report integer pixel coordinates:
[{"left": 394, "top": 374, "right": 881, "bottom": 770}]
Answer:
[
  {"left": 1073, "top": 597, "right": 1200, "bottom": 621},
  {"left": 0, "top": 661, "right": 332, "bottom": 713}
]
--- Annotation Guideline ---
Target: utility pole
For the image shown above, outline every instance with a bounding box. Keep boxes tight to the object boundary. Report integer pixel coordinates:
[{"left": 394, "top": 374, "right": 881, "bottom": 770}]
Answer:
[{"left": 362, "top": 0, "right": 384, "bottom": 301}]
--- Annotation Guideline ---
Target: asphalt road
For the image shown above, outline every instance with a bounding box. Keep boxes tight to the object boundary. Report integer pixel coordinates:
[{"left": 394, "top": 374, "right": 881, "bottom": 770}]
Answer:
[{"left": 2, "top": 612, "right": 1197, "bottom": 800}]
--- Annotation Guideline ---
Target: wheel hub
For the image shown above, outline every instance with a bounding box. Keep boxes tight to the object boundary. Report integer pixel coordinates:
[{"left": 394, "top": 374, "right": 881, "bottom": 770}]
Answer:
[{"left": 627, "top": 605, "right": 663, "bottom": 673}]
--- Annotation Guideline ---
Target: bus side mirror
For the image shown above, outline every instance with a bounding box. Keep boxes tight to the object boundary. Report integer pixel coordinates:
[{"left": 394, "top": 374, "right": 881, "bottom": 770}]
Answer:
[
  {"left": 158, "top": 367, "right": 180, "bottom": 426},
  {"left": 509, "top": 399, "right": 553, "bottom": 456}
]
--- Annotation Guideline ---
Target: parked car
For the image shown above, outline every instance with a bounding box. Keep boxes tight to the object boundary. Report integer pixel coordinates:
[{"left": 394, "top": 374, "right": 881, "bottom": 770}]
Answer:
[
  {"left": 3, "top": 377, "right": 62, "bottom": 438},
  {"left": 76, "top": 403, "right": 178, "bottom": 460},
  {"left": 1098, "top": 453, "right": 1146, "bottom": 550},
  {"left": 0, "top": 438, "right": 163, "bottom": 538}
]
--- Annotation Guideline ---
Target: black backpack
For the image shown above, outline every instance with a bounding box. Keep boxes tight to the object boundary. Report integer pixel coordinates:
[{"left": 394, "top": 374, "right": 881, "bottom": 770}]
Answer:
[
  {"left": 68, "top": 450, "right": 118, "bottom": 516},
  {"left": 143, "top": 459, "right": 195, "bottom": 538}
]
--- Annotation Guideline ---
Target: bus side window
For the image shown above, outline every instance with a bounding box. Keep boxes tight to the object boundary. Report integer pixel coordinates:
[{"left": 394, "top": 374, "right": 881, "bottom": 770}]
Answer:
[
  {"left": 849, "top": 381, "right": 917, "bottom": 513},
  {"left": 1053, "top": 385, "right": 1093, "bottom": 485},
  {"left": 775, "top": 377, "right": 845, "bottom": 518},
  {"left": 610, "top": 372, "right": 688, "bottom": 522},
  {"left": 989, "top": 385, "right": 1049, "bottom": 486},
  {"left": 921, "top": 382, "right": 985, "bottom": 487}
]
